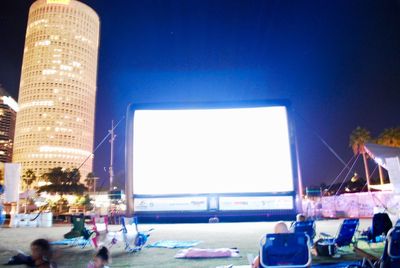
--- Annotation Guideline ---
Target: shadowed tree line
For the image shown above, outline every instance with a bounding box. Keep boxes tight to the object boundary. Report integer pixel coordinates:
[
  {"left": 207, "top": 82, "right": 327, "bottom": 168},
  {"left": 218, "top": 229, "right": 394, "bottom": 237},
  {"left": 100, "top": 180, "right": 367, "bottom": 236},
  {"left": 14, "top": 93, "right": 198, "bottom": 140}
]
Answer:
[
  {"left": 21, "top": 167, "right": 94, "bottom": 214},
  {"left": 38, "top": 167, "right": 87, "bottom": 195}
]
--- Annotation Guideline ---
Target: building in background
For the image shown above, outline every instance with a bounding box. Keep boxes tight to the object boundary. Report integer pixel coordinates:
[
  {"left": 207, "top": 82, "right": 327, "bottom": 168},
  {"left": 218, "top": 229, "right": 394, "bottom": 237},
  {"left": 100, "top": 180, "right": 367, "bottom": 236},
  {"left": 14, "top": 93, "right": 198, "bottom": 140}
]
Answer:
[
  {"left": 0, "top": 87, "right": 19, "bottom": 163},
  {"left": 13, "top": 0, "right": 100, "bottom": 180}
]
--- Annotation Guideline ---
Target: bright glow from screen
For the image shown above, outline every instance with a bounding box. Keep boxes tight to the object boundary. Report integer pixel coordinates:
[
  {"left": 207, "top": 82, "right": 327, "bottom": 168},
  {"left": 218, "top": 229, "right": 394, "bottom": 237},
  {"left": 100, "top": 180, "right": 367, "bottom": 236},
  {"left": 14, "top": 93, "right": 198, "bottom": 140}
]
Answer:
[{"left": 133, "top": 106, "right": 294, "bottom": 195}]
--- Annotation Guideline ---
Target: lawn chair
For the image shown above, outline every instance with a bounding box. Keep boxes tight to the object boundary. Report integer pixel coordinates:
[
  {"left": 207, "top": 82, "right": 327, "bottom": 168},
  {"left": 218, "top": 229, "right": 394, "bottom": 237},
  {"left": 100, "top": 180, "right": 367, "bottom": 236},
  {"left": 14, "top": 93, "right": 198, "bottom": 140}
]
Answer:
[
  {"left": 121, "top": 217, "right": 153, "bottom": 253},
  {"left": 293, "top": 220, "right": 316, "bottom": 244},
  {"left": 0, "top": 206, "right": 5, "bottom": 226},
  {"left": 316, "top": 219, "right": 359, "bottom": 257},
  {"left": 322, "top": 219, "right": 359, "bottom": 247},
  {"left": 90, "top": 215, "right": 109, "bottom": 248},
  {"left": 259, "top": 232, "right": 311, "bottom": 267},
  {"left": 377, "top": 226, "right": 400, "bottom": 268},
  {"left": 63, "top": 215, "right": 95, "bottom": 248},
  {"left": 360, "top": 213, "right": 393, "bottom": 243}
]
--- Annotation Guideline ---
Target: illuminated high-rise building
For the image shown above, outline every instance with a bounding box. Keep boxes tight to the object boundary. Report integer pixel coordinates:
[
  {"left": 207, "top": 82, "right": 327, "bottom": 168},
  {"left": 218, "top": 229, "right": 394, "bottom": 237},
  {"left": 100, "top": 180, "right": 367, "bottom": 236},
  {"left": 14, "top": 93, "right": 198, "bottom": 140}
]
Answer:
[
  {"left": 0, "top": 87, "right": 19, "bottom": 163},
  {"left": 13, "top": 0, "right": 100, "bottom": 180}
]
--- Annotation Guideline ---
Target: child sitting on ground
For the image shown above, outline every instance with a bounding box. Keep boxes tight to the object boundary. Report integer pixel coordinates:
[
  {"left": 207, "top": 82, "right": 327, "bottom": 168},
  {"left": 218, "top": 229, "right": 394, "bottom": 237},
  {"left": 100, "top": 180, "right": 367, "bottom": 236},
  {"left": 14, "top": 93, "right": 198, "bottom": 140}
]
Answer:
[
  {"left": 30, "top": 239, "right": 57, "bottom": 268},
  {"left": 6, "top": 239, "right": 56, "bottom": 267},
  {"left": 87, "top": 246, "right": 110, "bottom": 268}
]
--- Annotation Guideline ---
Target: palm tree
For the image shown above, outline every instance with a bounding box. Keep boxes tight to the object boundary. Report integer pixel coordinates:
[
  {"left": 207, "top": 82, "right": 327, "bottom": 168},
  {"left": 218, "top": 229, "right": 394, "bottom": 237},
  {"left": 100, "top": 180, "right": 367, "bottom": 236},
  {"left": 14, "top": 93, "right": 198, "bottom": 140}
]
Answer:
[
  {"left": 349, "top": 127, "right": 372, "bottom": 191},
  {"left": 376, "top": 127, "right": 400, "bottom": 184},
  {"left": 377, "top": 127, "right": 400, "bottom": 147},
  {"left": 23, "top": 169, "right": 37, "bottom": 190}
]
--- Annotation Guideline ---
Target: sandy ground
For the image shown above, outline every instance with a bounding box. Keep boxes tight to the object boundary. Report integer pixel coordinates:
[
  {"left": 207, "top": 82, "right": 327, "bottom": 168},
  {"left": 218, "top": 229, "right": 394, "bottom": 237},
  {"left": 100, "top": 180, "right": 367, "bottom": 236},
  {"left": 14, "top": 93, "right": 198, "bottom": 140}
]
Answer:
[{"left": 0, "top": 219, "right": 383, "bottom": 268}]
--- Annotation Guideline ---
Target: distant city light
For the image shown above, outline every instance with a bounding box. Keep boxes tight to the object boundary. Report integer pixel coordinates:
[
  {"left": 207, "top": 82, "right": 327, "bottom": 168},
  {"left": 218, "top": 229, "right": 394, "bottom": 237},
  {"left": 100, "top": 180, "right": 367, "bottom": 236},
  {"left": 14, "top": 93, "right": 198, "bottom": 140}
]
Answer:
[{"left": 1, "top": 96, "right": 19, "bottom": 112}]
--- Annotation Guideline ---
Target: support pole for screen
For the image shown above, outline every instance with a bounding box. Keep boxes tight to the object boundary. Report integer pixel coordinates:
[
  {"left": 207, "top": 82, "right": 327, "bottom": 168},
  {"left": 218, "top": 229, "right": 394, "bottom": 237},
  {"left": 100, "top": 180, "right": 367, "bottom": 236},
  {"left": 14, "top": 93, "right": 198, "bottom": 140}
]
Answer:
[{"left": 125, "top": 104, "right": 134, "bottom": 216}]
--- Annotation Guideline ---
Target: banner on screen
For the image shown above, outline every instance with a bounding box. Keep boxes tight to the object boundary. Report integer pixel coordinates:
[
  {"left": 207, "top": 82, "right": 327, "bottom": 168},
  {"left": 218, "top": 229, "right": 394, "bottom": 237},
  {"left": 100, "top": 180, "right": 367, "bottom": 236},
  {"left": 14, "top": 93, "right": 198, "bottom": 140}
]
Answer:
[
  {"left": 219, "top": 196, "right": 294, "bottom": 211},
  {"left": 135, "top": 197, "right": 208, "bottom": 212}
]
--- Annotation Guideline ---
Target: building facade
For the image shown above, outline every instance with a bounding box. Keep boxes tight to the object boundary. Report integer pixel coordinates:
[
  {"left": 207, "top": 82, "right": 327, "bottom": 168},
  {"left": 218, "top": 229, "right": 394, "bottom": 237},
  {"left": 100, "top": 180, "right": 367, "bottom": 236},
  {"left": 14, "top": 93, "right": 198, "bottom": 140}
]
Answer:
[
  {"left": 0, "top": 88, "right": 18, "bottom": 163},
  {"left": 13, "top": 0, "right": 100, "bottom": 180}
]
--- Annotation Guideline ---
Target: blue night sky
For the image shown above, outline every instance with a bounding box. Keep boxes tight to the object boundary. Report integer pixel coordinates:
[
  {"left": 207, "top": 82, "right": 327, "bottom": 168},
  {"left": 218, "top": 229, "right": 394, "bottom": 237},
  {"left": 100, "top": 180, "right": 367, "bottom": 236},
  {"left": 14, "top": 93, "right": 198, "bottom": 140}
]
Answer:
[{"left": 1, "top": 0, "right": 399, "bottom": 189}]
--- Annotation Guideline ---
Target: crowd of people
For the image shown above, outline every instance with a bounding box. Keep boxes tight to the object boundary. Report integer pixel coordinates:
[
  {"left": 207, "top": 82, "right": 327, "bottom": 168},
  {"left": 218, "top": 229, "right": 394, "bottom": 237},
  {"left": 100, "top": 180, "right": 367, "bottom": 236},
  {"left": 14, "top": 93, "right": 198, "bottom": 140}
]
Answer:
[
  {"left": 7, "top": 211, "right": 395, "bottom": 267},
  {"left": 6, "top": 214, "right": 308, "bottom": 268}
]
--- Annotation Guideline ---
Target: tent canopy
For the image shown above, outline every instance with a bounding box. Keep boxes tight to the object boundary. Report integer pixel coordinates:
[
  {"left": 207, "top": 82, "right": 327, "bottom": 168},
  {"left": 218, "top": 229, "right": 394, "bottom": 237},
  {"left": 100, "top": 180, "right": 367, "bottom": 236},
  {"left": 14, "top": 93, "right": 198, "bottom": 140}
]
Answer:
[{"left": 365, "top": 143, "right": 400, "bottom": 194}]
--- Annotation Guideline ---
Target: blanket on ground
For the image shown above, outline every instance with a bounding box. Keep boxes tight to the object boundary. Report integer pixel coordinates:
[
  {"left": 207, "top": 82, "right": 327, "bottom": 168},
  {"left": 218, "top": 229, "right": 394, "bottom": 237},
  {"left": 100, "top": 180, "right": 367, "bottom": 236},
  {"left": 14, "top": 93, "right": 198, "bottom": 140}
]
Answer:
[
  {"left": 175, "top": 248, "right": 240, "bottom": 259},
  {"left": 50, "top": 238, "right": 89, "bottom": 246},
  {"left": 147, "top": 240, "right": 201, "bottom": 249}
]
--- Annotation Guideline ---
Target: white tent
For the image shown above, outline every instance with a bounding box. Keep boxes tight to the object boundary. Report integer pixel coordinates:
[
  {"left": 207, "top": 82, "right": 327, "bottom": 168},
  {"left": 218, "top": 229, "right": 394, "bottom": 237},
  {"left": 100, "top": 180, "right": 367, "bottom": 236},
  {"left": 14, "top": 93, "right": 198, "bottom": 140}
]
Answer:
[{"left": 365, "top": 143, "right": 400, "bottom": 194}]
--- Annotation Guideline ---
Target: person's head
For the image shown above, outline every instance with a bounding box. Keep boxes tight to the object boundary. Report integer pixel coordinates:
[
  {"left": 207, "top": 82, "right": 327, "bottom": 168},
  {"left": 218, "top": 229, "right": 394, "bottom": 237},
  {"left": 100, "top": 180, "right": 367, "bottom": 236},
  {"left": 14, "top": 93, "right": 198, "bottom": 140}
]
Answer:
[
  {"left": 30, "top": 239, "right": 51, "bottom": 261},
  {"left": 296, "top": 214, "right": 306, "bottom": 222},
  {"left": 93, "top": 246, "right": 109, "bottom": 268},
  {"left": 274, "top": 221, "right": 289, "bottom": 234}
]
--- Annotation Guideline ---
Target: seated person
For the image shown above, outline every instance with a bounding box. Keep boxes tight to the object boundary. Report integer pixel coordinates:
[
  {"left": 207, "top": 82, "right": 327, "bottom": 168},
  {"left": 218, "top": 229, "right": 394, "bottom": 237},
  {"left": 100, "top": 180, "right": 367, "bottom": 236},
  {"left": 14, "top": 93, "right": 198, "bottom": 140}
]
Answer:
[
  {"left": 274, "top": 221, "right": 290, "bottom": 234},
  {"left": 290, "top": 213, "right": 306, "bottom": 230},
  {"left": 252, "top": 221, "right": 289, "bottom": 268},
  {"left": 362, "top": 210, "right": 392, "bottom": 242},
  {"left": 297, "top": 214, "right": 306, "bottom": 222},
  {"left": 87, "top": 246, "right": 110, "bottom": 268},
  {"left": 30, "top": 239, "right": 57, "bottom": 268},
  {"left": 6, "top": 239, "right": 56, "bottom": 267}
]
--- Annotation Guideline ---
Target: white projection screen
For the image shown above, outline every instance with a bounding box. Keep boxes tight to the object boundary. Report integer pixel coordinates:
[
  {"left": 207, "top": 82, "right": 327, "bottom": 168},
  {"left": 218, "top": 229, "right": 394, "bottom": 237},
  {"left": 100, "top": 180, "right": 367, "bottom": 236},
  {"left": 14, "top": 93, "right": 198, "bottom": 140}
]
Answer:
[{"left": 132, "top": 105, "right": 294, "bottom": 194}]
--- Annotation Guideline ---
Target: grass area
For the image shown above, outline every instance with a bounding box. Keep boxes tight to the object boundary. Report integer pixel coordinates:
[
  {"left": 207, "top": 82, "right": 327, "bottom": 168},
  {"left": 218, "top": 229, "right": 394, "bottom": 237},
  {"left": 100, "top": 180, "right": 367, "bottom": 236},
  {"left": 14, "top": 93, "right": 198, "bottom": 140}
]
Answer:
[{"left": 0, "top": 219, "right": 383, "bottom": 268}]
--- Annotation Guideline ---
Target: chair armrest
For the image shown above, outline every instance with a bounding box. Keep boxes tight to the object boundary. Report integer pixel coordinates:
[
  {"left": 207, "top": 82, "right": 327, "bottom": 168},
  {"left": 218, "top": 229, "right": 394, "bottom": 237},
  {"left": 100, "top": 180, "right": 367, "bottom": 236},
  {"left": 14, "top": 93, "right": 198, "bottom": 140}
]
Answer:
[{"left": 320, "top": 232, "right": 333, "bottom": 238}]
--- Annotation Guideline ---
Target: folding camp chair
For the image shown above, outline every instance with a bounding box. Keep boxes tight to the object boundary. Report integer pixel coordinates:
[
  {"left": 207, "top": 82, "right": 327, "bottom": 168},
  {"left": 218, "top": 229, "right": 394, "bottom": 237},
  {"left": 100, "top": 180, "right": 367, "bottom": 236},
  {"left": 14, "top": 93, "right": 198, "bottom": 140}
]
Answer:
[
  {"left": 316, "top": 219, "right": 359, "bottom": 257},
  {"left": 321, "top": 219, "right": 359, "bottom": 248},
  {"left": 259, "top": 232, "right": 311, "bottom": 267},
  {"left": 293, "top": 220, "right": 316, "bottom": 244},
  {"left": 90, "top": 215, "right": 109, "bottom": 248},
  {"left": 0, "top": 206, "right": 5, "bottom": 225},
  {"left": 378, "top": 226, "right": 400, "bottom": 268},
  {"left": 121, "top": 217, "right": 153, "bottom": 253},
  {"left": 63, "top": 215, "right": 95, "bottom": 248},
  {"left": 360, "top": 213, "right": 393, "bottom": 243},
  {"left": 64, "top": 215, "right": 85, "bottom": 238}
]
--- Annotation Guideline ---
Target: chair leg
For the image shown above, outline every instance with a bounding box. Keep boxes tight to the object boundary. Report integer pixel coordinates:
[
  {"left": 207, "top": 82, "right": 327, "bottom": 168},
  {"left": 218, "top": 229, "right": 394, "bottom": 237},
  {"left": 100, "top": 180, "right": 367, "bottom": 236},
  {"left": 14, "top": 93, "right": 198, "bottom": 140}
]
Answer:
[{"left": 92, "top": 237, "right": 98, "bottom": 248}]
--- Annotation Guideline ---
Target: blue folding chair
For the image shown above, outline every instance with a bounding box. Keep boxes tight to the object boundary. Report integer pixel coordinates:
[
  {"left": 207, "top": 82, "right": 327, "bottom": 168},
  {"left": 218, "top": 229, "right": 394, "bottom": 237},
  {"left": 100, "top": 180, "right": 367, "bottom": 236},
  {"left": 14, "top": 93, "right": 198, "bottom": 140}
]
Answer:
[
  {"left": 294, "top": 220, "right": 316, "bottom": 244},
  {"left": 321, "top": 218, "right": 359, "bottom": 248},
  {"left": 0, "top": 206, "right": 5, "bottom": 225},
  {"left": 259, "top": 233, "right": 311, "bottom": 267},
  {"left": 0, "top": 185, "right": 4, "bottom": 225},
  {"left": 121, "top": 217, "right": 153, "bottom": 253},
  {"left": 379, "top": 226, "right": 400, "bottom": 268}
]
